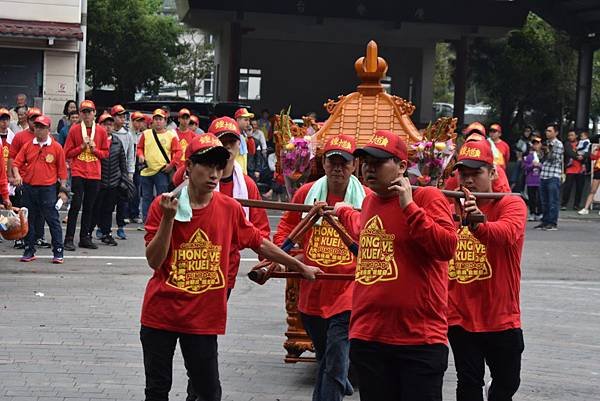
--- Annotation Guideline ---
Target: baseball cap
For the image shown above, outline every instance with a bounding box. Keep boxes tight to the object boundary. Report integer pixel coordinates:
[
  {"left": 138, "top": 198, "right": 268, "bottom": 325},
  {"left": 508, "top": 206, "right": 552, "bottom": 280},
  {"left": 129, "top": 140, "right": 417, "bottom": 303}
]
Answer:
[
  {"left": 0, "top": 108, "right": 10, "bottom": 118},
  {"left": 33, "top": 115, "right": 52, "bottom": 128},
  {"left": 463, "top": 122, "right": 486, "bottom": 136},
  {"left": 110, "top": 104, "right": 126, "bottom": 116},
  {"left": 324, "top": 134, "right": 356, "bottom": 161},
  {"left": 208, "top": 116, "right": 240, "bottom": 139},
  {"left": 178, "top": 108, "right": 191, "bottom": 117},
  {"left": 453, "top": 139, "right": 494, "bottom": 170},
  {"left": 98, "top": 112, "right": 114, "bottom": 124},
  {"left": 79, "top": 100, "right": 96, "bottom": 111},
  {"left": 152, "top": 108, "right": 168, "bottom": 119},
  {"left": 26, "top": 107, "right": 42, "bottom": 119},
  {"left": 189, "top": 115, "right": 199, "bottom": 125},
  {"left": 354, "top": 130, "right": 408, "bottom": 161},
  {"left": 130, "top": 111, "right": 145, "bottom": 121},
  {"left": 234, "top": 107, "right": 254, "bottom": 119},
  {"left": 489, "top": 123, "right": 502, "bottom": 133},
  {"left": 185, "top": 133, "right": 230, "bottom": 160}
]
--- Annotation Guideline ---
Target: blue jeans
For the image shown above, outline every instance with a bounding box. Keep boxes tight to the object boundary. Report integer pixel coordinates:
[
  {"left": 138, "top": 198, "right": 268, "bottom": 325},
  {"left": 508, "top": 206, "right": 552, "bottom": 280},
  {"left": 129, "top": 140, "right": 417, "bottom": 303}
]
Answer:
[
  {"left": 22, "top": 184, "right": 63, "bottom": 257},
  {"left": 540, "top": 177, "right": 560, "bottom": 226},
  {"left": 301, "top": 311, "right": 353, "bottom": 401},
  {"left": 141, "top": 172, "right": 170, "bottom": 222}
]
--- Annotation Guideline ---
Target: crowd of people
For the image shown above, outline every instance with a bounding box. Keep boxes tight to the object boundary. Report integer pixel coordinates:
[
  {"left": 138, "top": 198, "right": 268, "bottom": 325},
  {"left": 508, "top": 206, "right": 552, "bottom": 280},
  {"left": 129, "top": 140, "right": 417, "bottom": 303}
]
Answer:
[{"left": 0, "top": 93, "right": 596, "bottom": 401}]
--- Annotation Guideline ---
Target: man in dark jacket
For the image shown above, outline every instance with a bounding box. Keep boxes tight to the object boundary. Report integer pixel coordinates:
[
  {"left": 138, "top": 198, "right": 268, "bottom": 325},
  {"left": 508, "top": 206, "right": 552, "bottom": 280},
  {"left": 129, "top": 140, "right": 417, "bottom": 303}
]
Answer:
[{"left": 92, "top": 113, "right": 127, "bottom": 245}]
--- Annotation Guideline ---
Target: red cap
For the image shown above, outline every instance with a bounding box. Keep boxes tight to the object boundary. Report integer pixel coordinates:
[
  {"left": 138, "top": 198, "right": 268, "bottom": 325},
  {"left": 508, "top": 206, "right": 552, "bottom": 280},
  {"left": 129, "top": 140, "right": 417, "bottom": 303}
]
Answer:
[
  {"left": 110, "top": 104, "right": 126, "bottom": 116},
  {"left": 144, "top": 115, "right": 153, "bottom": 126},
  {"left": 152, "top": 108, "right": 168, "bottom": 119},
  {"left": 234, "top": 107, "right": 254, "bottom": 119},
  {"left": 79, "top": 100, "right": 96, "bottom": 111},
  {"left": 185, "top": 133, "right": 230, "bottom": 160},
  {"left": 354, "top": 130, "right": 408, "bottom": 160},
  {"left": 463, "top": 122, "right": 486, "bottom": 136},
  {"left": 33, "top": 115, "right": 52, "bottom": 128},
  {"left": 130, "top": 111, "right": 145, "bottom": 121},
  {"left": 489, "top": 123, "right": 502, "bottom": 133},
  {"left": 178, "top": 108, "right": 191, "bottom": 117},
  {"left": 0, "top": 108, "right": 10, "bottom": 118},
  {"left": 208, "top": 116, "right": 240, "bottom": 139},
  {"left": 454, "top": 139, "right": 494, "bottom": 169},
  {"left": 189, "top": 115, "right": 199, "bottom": 125},
  {"left": 98, "top": 112, "right": 114, "bottom": 124},
  {"left": 26, "top": 107, "right": 42, "bottom": 119},
  {"left": 323, "top": 134, "right": 356, "bottom": 161}
]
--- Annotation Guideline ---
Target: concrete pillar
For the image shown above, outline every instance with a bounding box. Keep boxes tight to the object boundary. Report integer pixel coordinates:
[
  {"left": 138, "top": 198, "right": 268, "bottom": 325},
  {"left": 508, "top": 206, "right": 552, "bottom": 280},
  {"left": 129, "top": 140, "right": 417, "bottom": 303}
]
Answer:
[
  {"left": 453, "top": 36, "right": 469, "bottom": 129},
  {"left": 214, "top": 22, "right": 242, "bottom": 102},
  {"left": 227, "top": 22, "right": 242, "bottom": 102},
  {"left": 419, "top": 43, "right": 435, "bottom": 124},
  {"left": 575, "top": 43, "right": 594, "bottom": 131}
]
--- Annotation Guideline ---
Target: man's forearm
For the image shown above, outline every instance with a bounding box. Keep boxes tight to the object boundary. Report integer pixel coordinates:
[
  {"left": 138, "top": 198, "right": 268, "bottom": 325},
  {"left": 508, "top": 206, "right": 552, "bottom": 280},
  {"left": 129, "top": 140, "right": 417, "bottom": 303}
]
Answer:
[
  {"left": 257, "top": 239, "right": 305, "bottom": 272},
  {"left": 145, "top": 218, "right": 175, "bottom": 270}
]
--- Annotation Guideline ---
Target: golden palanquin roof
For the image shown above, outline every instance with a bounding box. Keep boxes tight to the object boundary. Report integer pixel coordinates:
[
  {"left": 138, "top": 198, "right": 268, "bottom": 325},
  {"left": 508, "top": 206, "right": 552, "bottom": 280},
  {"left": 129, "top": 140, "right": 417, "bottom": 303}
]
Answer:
[{"left": 315, "top": 40, "right": 422, "bottom": 149}]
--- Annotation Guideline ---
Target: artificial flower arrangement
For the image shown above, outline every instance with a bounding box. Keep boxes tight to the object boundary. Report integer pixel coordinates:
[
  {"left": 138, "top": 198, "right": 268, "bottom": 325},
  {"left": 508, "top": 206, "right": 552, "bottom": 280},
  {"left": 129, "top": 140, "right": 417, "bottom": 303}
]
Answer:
[
  {"left": 407, "top": 117, "right": 458, "bottom": 187},
  {"left": 273, "top": 107, "right": 314, "bottom": 196}
]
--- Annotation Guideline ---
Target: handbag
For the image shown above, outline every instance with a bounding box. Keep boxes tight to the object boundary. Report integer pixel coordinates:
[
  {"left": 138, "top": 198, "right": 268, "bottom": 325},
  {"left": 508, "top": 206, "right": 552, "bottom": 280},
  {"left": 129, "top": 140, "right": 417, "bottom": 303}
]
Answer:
[{"left": 118, "top": 175, "right": 137, "bottom": 201}]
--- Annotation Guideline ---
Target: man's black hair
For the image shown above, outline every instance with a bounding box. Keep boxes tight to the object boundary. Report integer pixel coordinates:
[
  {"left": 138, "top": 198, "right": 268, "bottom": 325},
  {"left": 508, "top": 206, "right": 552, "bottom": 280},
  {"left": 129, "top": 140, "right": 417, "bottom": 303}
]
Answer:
[{"left": 189, "top": 150, "right": 228, "bottom": 170}]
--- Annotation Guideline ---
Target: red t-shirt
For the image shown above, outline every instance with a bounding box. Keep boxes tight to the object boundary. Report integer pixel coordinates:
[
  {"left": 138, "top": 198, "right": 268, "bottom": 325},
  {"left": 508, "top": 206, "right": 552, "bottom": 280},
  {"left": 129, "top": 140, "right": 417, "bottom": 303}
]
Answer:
[
  {"left": 447, "top": 195, "right": 526, "bottom": 332},
  {"left": 494, "top": 139, "right": 510, "bottom": 170},
  {"left": 338, "top": 187, "right": 458, "bottom": 346},
  {"left": 63, "top": 123, "right": 109, "bottom": 180},
  {"left": 444, "top": 165, "right": 511, "bottom": 193},
  {"left": 274, "top": 182, "right": 370, "bottom": 318},
  {"left": 13, "top": 138, "right": 67, "bottom": 186},
  {"left": 219, "top": 175, "right": 271, "bottom": 288},
  {"left": 141, "top": 192, "right": 263, "bottom": 335},
  {"left": 176, "top": 128, "right": 196, "bottom": 161},
  {"left": 9, "top": 129, "right": 35, "bottom": 160},
  {"left": 0, "top": 147, "right": 7, "bottom": 200}
]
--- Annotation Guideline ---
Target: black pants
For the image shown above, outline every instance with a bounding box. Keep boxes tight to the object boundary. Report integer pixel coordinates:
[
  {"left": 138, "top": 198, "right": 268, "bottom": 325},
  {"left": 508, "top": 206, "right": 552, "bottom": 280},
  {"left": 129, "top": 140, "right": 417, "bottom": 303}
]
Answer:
[
  {"left": 140, "top": 326, "right": 222, "bottom": 401},
  {"left": 561, "top": 173, "right": 585, "bottom": 209},
  {"left": 350, "top": 339, "right": 448, "bottom": 401},
  {"left": 11, "top": 185, "right": 46, "bottom": 241},
  {"left": 448, "top": 326, "right": 524, "bottom": 401},
  {"left": 527, "top": 186, "right": 541, "bottom": 215},
  {"left": 93, "top": 187, "right": 119, "bottom": 236},
  {"left": 21, "top": 184, "right": 63, "bottom": 255},
  {"left": 65, "top": 177, "right": 100, "bottom": 240}
]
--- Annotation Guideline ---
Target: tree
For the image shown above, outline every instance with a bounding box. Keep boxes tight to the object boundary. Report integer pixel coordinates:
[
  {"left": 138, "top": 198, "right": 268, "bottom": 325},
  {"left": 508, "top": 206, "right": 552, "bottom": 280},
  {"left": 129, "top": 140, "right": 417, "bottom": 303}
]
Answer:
[
  {"left": 591, "top": 50, "right": 600, "bottom": 131},
  {"left": 433, "top": 42, "right": 455, "bottom": 104},
  {"left": 172, "top": 29, "right": 214, "bottom": 101},
  {"left": 87, "top": 0, "right": 183, "bottom": 101},
  {"left": 469, "top": 13, "right": 577, "bottom": 143}
]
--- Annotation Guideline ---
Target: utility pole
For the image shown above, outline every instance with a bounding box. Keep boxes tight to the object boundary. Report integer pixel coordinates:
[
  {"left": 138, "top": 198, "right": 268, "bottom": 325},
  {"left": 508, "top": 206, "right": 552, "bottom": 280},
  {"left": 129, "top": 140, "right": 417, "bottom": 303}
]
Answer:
[{"left": 78, "top": 0, "right": 88, "bottom": 102}]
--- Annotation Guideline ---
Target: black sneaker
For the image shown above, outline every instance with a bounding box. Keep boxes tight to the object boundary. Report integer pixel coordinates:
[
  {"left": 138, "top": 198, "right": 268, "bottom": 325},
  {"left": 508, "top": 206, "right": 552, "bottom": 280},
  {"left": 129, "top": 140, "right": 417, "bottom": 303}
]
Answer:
[
  {"left": 64, "top": 238, "right": 76, "bottom": 251},
  {"left": 13, "top": 239, "right": 25, "bottom": 249},
  {"left": 101, "top": 235, "right": 118, "bottom": 246},
  {"left": 533, "top": 223, "right": 546, "bottom": 230},
  {"left": 543, "top": 224, "right": 558, "bottom": 231},
  {"left": 36, "top": 238, "right": 51, "bottom": 248},
  {"left": 79, "top": 237, "right": 98, "bottom": 249},
  {"left": 560, "top": 206, "right": 567, "bottom": 211}
]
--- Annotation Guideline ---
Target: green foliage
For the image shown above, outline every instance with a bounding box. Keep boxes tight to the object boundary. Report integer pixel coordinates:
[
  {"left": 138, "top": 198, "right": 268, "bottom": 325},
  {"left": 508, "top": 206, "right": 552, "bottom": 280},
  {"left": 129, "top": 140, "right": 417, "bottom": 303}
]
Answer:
[
  {"left": 172, "top": 28, "right": 214, "bottom": 101},
  {"left": 433, "top": 43, "right": 454, "bottom": 103},
  {"left": 469, "top": 13, "right": 577, "bottom": 141},
  {"left": 591, "top": 51, "right": 600, "bottom": 120},
  {"left": 87, "top": 0, "right": 184, "bottom": 101}
]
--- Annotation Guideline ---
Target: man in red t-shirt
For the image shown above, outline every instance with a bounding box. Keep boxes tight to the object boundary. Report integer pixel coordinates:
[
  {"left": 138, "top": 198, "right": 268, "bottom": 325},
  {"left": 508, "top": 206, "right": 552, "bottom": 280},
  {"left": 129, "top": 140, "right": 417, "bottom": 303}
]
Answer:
[
  {"left": 334, "top": 130, "right": 458, "bottom": 401},
  {"left": 140, "top": 133, "right": 320, "bottom": 401},
  {"left": 447, "top": 139, "right": 527, "bottom": 401},
  {"left": 13, "top": 115, "right": 67, "bottom": 263},
  {"left": 274, "top": 134, "right": 370, "bottom": 401},
  {"left": 63, "top": 100, "right": 109, "bottom": 251},
  {"left": 489, "top": 123, "right": 510, "bottom": 171},
  {"left": 176, "top": 108, "right": 197, "bottom": 160}
]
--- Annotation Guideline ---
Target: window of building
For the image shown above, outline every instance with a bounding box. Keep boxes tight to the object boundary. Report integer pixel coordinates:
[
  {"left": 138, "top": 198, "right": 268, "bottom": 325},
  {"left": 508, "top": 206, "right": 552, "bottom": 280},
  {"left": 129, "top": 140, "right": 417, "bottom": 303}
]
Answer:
[{"left": 239, "top": 68, "right": 261, "bottom": 100}]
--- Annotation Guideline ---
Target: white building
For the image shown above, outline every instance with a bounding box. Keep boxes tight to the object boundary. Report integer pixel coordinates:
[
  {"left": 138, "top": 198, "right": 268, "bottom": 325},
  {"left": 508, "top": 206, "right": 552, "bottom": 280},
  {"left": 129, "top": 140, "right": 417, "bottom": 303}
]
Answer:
[{"left": 0, "top": 0, "right": 82, "bottom": 128}]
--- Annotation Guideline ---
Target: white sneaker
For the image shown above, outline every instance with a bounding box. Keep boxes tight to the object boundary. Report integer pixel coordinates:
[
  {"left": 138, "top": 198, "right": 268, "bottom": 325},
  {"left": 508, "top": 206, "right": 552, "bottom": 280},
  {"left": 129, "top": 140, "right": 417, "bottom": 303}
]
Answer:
[{"left": 578, "top": 208, "right": 589, "bottom": 215}]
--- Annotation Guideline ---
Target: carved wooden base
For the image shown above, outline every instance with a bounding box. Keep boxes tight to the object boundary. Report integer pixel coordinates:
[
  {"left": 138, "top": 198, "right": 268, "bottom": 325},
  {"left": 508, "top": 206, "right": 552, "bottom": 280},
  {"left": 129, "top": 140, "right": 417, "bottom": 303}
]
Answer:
[{"left": 283, "top": 277, "right": 315, "bottom": 363}]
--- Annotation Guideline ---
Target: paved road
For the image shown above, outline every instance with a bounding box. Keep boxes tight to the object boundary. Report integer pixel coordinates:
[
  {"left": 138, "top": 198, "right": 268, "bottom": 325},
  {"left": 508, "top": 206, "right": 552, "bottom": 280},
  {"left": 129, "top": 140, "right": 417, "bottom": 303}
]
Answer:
[{"left": 0, "top": 213, "right": 599, "bottom": 401}]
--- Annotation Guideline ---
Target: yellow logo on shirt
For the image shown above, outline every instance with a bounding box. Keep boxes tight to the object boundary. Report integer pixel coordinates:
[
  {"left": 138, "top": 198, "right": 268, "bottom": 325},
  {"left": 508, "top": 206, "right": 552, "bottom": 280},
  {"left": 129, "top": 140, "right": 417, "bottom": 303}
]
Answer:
[
  {"left": 448, "top": 226, "right": 492, "bottom": 284},
  {"left": 2, "top": 145, "right": 8, "bottom": 160},
  {"left": 355, "top": 215, "right": 397, "bottom": 285},
  {"left": 167, "top": 228, "right": 224, "bottom": 294},
  {"left": 306, "top": 219, "right": 353, "bottom": 267},
  {"left": 45, "top": 154, "right": 54, "bottom": 163},
  {"left": 77, "top": 148, "right": 98, "bottom": 162}
]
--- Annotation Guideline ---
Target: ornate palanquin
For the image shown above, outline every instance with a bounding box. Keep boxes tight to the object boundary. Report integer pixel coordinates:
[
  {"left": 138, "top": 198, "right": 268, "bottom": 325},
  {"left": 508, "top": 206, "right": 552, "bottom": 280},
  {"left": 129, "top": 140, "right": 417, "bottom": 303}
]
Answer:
[{"left": 282, "top": 40, "right": 425, "bottom": 363}]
